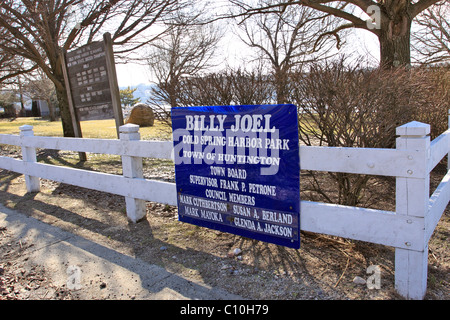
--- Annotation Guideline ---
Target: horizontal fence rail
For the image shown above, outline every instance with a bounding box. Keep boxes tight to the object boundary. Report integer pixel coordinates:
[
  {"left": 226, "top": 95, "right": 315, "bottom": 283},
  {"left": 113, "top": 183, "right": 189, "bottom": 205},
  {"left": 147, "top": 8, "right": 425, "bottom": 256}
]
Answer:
[
  {"left": 0, "top": 156, "right": 178, "bottom": 206},
  {"left": 0, "top": 134, "right": 173, "bottom": 159},
  {"left": 0, "top": 121, "right": 449, "bottom": 300},
  {"left": 0, "top": 133, "right": 428, "bottom": 177},
  {"left": 429, "top": 128, "right": 450, "bottom": 172},
  {"left": 300, "top": 146, "right": 425, "bottom": 178}
]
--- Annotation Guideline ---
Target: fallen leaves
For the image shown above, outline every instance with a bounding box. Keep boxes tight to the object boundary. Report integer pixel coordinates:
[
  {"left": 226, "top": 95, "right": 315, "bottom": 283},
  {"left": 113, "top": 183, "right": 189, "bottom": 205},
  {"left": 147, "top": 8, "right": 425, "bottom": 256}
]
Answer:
[
  {"left": 0, "top": 264, "right": 46, "bottom": 300},
  {"left": 0, "top": 227, "right": 74, "bottom": 300}
]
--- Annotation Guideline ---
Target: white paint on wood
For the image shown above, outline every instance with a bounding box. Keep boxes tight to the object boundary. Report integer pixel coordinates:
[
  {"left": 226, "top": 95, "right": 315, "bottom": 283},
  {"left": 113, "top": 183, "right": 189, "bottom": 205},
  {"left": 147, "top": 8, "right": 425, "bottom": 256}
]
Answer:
[
  {"left": 0, "top": 134, "right": 20, "bottom": 146},
  {"left": 394, "top": 122, "right": 430, "bottom": 300},
  {"left": 429, "top": 129, "right": 450, "bottom": 172},
  {"left": 300, "top": 201, "right": 424, "bottom": 251},
  {"left": 19, "top": 126, "right": 40, "bottom": 192},
  {"left": 427, "top": 170, "right": 450, "bottom": 242},
  {"left": 0, "top": 156, "right": 178, "bottom": 206},
  {"left": 395, "top": 245, "right": 429, "bottom": 300},
  {"left": 3, "top": 133, "right": 427, "bottom": 178},
  {"left": 300, "top": 146, "right": 424, "bottom": 178},
  {"left": 5, "top": 135, "right": 174, "bottom": 160},
  {"left": 396, "top": 121, "right": 431, "bottom": 137},
  {"left": 120, "top": 124, "right": 146, "bottom": 222}
]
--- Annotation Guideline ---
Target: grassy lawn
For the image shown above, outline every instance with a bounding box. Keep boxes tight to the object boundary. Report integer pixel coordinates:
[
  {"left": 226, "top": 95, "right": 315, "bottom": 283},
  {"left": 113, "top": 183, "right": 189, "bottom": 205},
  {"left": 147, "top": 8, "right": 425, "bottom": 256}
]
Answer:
[
  {"left": 0, "top": 117, "right": 174, "bottom": 174},
  {"left": 0, "top": 117, "right": 172, "bottom": 140}
]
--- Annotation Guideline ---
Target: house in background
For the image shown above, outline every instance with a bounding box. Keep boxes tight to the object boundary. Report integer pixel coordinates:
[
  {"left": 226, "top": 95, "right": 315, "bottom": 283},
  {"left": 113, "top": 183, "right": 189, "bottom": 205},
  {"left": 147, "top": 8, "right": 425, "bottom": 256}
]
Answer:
[{"left": 11, "top": 98, "right": 58, "bottom": 118}]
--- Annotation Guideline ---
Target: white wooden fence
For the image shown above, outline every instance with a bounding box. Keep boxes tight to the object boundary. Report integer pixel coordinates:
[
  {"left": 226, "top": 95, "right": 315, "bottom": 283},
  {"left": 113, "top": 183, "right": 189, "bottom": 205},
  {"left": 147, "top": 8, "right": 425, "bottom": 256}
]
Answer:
[{"left": 0, "top": 121, "right": 449, "bottom": 300}]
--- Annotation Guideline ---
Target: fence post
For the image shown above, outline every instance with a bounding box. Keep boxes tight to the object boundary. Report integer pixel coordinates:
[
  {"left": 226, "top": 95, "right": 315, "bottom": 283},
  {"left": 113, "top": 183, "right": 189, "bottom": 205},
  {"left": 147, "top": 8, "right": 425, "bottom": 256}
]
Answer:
[
  {"left": 395, "top": 121, "right": 430, "bottom": 300},
  {"left": 447, "top": 109, "right": 450, "bottom": 171},
  {"left": 19, "top": 125, "right": 40, "bottom": 193},
  {"left": 120, "top": 124, "right": 146, "bottom": 223}
]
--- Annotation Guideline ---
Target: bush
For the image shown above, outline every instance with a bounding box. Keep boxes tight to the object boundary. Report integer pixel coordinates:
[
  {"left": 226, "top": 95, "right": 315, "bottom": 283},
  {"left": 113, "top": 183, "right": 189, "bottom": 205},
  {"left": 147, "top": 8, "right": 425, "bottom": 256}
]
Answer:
[
  {"left": 289, "top": 59, "right": 449, "bottom": 206},
  {"left": 412, "top": 66, "right": 450, "bottom": 139}
]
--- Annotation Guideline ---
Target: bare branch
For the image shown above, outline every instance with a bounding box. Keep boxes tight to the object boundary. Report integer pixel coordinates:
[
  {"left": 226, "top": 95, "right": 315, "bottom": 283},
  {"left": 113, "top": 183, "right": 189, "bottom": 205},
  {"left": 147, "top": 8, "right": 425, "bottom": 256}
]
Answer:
[
  {"left": 412, "top": 2, "right": 450, "bottom": 64},
  {"left": 410, "top": 0, "right": 442, "bottom": 18},
  {"left": 235, "top": 1, "right": 340, "bottom": 103}
]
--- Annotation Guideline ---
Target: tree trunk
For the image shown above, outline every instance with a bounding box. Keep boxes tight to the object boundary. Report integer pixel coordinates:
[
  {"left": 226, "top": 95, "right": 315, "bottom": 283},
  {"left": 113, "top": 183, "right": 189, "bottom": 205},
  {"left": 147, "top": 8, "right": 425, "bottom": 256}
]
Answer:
[
  {"left": 52, "top": 55, "right": 76, "bottom": 137},
  {"left": 274, "top": 68, "right": 289, "bottom": 104},
  {"left": 378, "top": 6, "right": 412, "bottom": 69},
  {"left": 55, "top": 84, "right": 76, "bottom": 137},
  {"left": 46, "top": 98, "right": 56, "bottom": 121}
]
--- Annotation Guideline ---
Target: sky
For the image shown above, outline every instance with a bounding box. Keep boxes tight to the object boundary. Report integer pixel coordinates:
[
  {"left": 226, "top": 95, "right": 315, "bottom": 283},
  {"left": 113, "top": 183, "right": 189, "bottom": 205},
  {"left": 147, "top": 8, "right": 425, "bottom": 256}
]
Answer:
[
  {"left": 114, "top": 6, "right": 381, "bottom": 88},
  {"left": 116, "top": 63, "right": 152, "bottom": 87},
  {"left": 115, "top": 25, "right": 259, "bottom": 87}
]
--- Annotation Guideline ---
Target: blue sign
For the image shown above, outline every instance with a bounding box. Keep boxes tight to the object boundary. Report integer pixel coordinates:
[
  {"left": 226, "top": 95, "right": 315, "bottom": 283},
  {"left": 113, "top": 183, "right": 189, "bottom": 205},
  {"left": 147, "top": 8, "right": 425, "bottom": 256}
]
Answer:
[{"left": 171, "top": 104, "right": 300, "bottom": 249}]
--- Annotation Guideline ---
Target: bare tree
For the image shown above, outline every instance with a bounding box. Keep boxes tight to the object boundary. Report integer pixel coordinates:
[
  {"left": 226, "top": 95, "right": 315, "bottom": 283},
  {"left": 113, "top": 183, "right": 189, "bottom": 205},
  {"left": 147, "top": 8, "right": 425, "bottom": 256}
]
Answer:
[
  {"left": 178, "top": 65, "right": 274, "bottom": 106},
  {"left": 412, "top": 1, "right": 450, "bottom": 65},
  {"left": 235, "top": 0, "right": 338, "bottom": 103},
  {"left": 229, "top": 0, "right": 442, "bottom": 69},
  {"left": 228, "top": 66, "right": 274, "bottom": 105},
  {"left": 0, "top": 27, "right": 37, "bottom": 86},
  {"left": 147, "top": 17, "right": 223, "bottom": 123},
  {"left": 0, "top": 89, "right": 20, "bottom": 117},
  {"left": 0, "top": 0, "right": 183, "bottom": 137},
  {"left": 178, "top": 71, "right": 235, "bottom": 108}
]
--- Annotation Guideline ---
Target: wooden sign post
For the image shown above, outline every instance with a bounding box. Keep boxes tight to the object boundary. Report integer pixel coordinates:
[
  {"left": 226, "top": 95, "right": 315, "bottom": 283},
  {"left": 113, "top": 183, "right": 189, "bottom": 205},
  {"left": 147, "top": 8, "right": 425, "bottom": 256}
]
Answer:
[
  {"left": 103, "top": 33, "right": 124, "bottom": 138},
  {"left": 61, "top": 32, "right": 124, "bottom": 160}
]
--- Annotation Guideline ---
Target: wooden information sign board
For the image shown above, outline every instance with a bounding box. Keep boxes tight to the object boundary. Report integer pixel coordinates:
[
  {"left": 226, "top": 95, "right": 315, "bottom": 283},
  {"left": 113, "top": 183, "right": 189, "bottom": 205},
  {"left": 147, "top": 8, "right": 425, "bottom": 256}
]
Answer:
[
  {"left": 61, "top": 33, "right": 123, "bottom": 142},
  {"left": 65, "top": 40, "right": 115, "bottom": 121}
]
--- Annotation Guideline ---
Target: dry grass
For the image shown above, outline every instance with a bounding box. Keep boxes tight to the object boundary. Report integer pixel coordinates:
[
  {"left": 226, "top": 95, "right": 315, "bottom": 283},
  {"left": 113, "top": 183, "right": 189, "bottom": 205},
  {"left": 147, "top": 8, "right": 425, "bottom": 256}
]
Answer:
[{"left": 0, "top": 118, "right": 171, "bottom": 141}]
